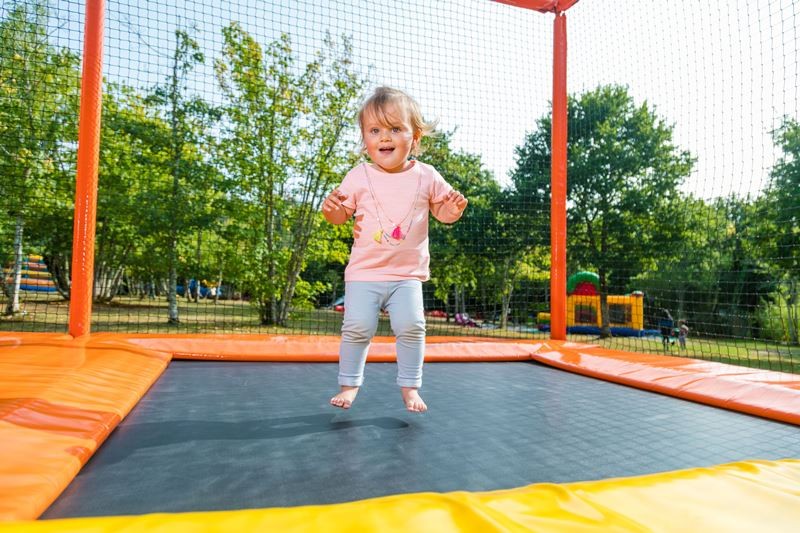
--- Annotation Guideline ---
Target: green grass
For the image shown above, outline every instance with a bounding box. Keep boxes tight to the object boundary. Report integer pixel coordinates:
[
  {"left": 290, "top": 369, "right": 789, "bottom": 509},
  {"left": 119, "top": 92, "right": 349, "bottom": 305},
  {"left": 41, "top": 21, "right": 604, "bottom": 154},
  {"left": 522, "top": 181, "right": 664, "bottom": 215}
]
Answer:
[
  {"left": 2, "top": 293, "right": 798, "bottom": 373},
  {"left": 584, "top": 335, "right": 800, "bottom": 374}
]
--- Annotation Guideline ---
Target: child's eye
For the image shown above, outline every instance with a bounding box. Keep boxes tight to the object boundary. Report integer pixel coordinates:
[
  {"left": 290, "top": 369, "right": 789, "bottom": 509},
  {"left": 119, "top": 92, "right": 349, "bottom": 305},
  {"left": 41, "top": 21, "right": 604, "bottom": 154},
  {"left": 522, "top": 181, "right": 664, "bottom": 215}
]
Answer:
[
  {"left": 392, "top": 127, "right": 401, "bottom": 133},
  {"left": 370, "top": 128, "right": 380, "bottom": 135}
]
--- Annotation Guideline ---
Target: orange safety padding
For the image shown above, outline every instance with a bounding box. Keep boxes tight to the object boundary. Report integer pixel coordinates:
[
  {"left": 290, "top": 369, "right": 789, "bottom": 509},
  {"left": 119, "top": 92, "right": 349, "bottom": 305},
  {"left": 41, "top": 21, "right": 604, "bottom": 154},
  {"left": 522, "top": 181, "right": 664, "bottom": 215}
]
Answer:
[
  {"left": 0, "top": 334, "right": 170, "bottom": 520},
  {"left": 121, "top": 333, "right": 543, "bottom": 362},
  {"left": 533, "top": 340, "right": 800, "bottom": 425}
]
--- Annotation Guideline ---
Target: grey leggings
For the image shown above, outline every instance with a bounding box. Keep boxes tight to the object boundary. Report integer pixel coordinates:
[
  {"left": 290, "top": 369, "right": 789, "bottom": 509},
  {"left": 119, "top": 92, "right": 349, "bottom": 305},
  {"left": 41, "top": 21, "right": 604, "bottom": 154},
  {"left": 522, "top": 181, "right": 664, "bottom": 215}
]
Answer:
[{"left": 338, "top": 280, "right": 426, "bottom": 388}]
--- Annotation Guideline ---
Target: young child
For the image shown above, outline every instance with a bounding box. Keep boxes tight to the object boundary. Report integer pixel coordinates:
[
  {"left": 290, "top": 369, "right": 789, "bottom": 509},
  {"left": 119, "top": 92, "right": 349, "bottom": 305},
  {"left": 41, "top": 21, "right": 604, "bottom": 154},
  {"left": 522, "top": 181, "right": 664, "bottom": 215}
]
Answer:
[
  {"left": 678, "top": 319, "right": 689, "bottom": 350},
  {"left": 321, "top": 86, "right": 468, "bottom": 413}
]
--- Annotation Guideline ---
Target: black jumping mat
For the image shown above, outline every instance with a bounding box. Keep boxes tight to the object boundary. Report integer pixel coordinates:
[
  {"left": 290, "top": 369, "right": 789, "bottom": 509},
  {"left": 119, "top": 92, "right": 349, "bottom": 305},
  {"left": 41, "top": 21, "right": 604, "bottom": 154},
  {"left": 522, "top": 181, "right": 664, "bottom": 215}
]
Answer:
[{"left": 43, "top": 360, "right": 800, "bottom": 518}]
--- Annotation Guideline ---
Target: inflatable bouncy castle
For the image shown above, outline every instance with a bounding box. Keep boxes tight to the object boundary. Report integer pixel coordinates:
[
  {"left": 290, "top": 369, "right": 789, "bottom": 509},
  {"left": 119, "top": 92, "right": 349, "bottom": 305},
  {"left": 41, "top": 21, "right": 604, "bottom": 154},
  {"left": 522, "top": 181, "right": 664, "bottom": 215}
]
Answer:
[{"left": 566, "top": 271, "right": 646, "bottom": 337}]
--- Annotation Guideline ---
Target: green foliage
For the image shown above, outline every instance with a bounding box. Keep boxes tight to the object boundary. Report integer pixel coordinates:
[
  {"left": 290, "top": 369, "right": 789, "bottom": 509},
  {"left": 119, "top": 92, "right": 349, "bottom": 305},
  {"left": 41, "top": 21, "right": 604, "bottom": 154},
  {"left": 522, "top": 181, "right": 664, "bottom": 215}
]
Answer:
[
  {"left": 756, "top": 118, "right": 800, "bottom": 343},
  {"left": 422, "top": 131, "right": 500, "bottom": 307},
  {"left": 1, "top": 7, "right": 795, "bottom": 350},
  {"left": 423, "top": 130, "right": 547, "bottom": 325},
  {"left": 0, "top": 1, "right": 79, "bottom": 207},
  {"left": 215, "top": 26, "right": 364, "bottom": 325},
  {"left": 92, "top": 84, "right": 168, "bottom": 301},
  {"left": 0, "top": 1, "right": 80, "bottom": 305},
  {"left": 513, "top": 84, "right": 695, "bottom": 332},
  {"left": 139, "top": 29, "right": 222, "bottom": 317},
  {"left": 634, "top": 195, "right": 776, "bottom": 337}
]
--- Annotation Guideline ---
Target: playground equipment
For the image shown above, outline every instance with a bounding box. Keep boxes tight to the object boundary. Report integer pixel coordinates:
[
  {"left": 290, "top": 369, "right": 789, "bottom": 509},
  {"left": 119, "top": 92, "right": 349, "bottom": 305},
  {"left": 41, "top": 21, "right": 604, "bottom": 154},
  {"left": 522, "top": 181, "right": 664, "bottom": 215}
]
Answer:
[
  {"left": 565, "top": 271, "right": 647, "bottom": 336},
  {"left": 3, "top": 254, "right": 57, "bottom": 293}
]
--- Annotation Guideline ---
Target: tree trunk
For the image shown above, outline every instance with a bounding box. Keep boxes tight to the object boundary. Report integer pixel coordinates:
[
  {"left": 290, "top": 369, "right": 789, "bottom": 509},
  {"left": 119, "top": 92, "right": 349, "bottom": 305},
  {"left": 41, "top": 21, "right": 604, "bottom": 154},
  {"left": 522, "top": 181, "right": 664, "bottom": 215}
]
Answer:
[
  {"left": 784, "top": 279, "right": 799, "bottom": 345},
  {"left": 4, "top": 215, "right": 24, "bottom": 316},
  {"left": 214, "top": 267, "right": 223, "bottom": 304},
  {"left": 94, "top": 262, "right": 114, "bottom": 302},
  {"left": 259, "top": 301, "right": 271, "bottom": 325},
  {"left": 194, "top": 231, "right": 202, "bottom": 302},
  {"left": 675, "top": 270, "right": 686, "bottom": 320},
  {"left": 501, "top": 289, "right": 512, "bottom": 330},
  {"left": 46, "top": 253, "right": 71, "bottom": 299},
  {"left": 500, "top": 258, "right": 513, "bottom": 330},
  {"left": 93, "top": 261, "right": 113, "bottom": 302},
  {"left": 599, "top": 291, "right": 611, "bottom": 338},
  {"left": 167, "top": 243, "right": 179, "bottom": 323}
]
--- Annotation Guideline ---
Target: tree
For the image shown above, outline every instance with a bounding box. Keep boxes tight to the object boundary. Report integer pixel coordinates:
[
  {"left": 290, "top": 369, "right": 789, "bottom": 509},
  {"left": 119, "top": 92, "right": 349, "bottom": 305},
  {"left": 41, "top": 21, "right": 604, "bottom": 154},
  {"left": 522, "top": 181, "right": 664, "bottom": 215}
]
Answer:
[
  {"left": 215, "top": 26, "right": 363, "bottom": 326},
  {"left": 145, "top": 29, "right": 220, "bottom": 322},
  {"left": 636, "top": 195, "right": 775, "bottom": 337},
  {"left": 708, "top": 197, "right": 775, "bottom": 336},
  {"left": 512, "top": 85, "right": 694, "bottom": 336},
  {"left": 0, "top": 1, "right": 79, "bottom": 313},
  {"left": 421, "top": 131, "right": 508, "bottom": 321},
  {"left": 758, "top": 118, "right": 800, "bottom": 344},
  {"left": 91, "top": 82, "right": 171, "bottom": 304}
]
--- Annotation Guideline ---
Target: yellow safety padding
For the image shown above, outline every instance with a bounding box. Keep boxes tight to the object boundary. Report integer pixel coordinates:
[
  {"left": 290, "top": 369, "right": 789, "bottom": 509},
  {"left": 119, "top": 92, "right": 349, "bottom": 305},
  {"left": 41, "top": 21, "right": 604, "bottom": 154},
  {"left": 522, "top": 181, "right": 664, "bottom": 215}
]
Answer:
[
  {"left": 0, "top": 334, "right": 171, "bottom": 520},
  {"left": 3, "top": 459, "right": 799, "bottom": 532}
]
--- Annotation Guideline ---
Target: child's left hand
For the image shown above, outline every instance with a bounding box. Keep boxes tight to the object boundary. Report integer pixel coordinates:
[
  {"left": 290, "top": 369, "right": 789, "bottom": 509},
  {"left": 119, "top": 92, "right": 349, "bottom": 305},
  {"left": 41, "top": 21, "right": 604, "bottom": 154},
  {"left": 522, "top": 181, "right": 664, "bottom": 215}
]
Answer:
[{"left": 443, "top": 190, "right": 468, "bottom": 215}]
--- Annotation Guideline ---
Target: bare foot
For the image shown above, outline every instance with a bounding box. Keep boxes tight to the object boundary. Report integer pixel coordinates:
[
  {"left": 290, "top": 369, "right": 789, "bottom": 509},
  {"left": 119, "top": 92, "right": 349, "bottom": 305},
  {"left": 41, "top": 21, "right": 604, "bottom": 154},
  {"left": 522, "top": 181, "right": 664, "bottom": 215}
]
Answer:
[
  {"left": 330, "top": 386, "right": 359, "bottom": 409},
  {"left": 401, "top": 387, "right": 427, "bottom": 413}
]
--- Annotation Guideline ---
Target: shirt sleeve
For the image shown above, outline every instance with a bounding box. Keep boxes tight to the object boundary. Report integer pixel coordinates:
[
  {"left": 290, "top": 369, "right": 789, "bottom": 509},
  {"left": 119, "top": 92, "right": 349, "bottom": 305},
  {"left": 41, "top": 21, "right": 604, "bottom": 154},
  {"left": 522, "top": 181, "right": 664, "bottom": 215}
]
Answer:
[
  {"left": 337, "top": 165, "right": 361, "bottom": 211},
  {"left": 429, "top": 167, "right": 454, "bottom": 204}
]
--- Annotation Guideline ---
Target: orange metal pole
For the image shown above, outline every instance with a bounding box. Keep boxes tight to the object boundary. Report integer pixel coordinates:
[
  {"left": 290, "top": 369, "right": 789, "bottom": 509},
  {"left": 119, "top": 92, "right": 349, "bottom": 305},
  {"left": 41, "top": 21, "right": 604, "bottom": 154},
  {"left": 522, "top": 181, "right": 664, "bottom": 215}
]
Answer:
[
  {"left": 69, "top": 0, "right": 105, "bottom": 337},
  {"left": 550, "top": 13, "right": 568, "bottom": 340}
]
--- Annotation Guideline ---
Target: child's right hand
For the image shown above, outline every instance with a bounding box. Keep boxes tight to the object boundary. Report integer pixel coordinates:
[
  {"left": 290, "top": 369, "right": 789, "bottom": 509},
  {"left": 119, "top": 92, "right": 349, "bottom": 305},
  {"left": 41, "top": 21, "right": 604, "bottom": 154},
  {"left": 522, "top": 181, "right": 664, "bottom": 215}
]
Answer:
[
  {"left": 322, "top": 188, "right": 348, "bottom": 215},
  {"left": 322, "top": 188, "right": 353, "bottom": 225}
]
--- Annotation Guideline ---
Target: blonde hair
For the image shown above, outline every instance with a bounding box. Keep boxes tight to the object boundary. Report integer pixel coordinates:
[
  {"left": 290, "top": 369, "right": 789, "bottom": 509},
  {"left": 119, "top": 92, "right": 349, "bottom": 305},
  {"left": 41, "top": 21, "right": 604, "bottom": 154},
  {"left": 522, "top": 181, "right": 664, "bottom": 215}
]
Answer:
[{"left": 358, "top": 86, "right": 437, "bottom": 156}]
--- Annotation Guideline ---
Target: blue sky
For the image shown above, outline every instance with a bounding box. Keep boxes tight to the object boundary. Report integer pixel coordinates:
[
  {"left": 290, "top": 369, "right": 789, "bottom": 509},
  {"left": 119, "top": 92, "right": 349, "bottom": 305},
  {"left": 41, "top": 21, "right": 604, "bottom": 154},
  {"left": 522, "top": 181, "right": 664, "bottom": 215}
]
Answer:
[{"left": 44, "top": 0, "right": 799, "bottom": 199}]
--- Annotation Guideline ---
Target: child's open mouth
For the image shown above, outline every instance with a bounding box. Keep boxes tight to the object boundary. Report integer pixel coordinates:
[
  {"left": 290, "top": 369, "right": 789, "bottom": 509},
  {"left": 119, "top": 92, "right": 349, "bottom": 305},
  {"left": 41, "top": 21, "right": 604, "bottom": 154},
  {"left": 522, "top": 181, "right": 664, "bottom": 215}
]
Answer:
[{"left": 379, "top": 147, "right": 394, "bottom": 153}]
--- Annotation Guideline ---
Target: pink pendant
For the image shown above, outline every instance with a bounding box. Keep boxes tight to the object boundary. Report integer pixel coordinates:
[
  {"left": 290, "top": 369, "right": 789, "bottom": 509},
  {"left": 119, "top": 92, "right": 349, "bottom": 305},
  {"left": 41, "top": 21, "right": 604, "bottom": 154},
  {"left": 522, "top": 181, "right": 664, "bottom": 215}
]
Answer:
[{"left": 391, "top": 225, "right": 403, "bottom": 240}]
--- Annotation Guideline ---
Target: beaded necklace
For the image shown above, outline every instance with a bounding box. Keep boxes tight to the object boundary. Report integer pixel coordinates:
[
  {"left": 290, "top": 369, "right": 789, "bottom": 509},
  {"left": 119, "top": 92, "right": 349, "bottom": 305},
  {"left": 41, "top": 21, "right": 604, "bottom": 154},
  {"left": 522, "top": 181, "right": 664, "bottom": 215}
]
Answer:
[{"left": 363, "top": 162, "right": 422, "bottom": 246}]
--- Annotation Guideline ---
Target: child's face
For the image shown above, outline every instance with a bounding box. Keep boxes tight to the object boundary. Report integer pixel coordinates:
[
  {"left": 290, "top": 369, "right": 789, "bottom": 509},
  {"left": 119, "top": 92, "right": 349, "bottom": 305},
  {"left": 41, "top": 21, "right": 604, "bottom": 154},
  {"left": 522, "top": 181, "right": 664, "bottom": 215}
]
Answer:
[{"left": 361, "top": 103, "right": 418, "bottom": 173}]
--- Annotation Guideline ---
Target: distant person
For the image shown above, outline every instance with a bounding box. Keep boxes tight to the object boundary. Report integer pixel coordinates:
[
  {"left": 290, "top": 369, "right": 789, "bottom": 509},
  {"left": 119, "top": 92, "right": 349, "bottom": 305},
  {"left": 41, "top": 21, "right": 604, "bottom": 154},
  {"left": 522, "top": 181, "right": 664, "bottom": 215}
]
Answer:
[
  {"left": 678, "top": 319, "right": 689, "bottom": 350},
  {"left": 659, "top": 308, "right": 675, "bottom": 350},
  {"left": 321, "top": 86, "right": 468, "bottom": 412}
]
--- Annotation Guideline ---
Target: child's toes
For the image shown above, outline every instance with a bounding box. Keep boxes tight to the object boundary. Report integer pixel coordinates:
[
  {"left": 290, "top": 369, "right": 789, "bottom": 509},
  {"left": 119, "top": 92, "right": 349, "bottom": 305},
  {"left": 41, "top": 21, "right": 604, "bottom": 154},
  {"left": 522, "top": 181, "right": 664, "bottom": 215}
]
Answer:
[
  {"left": 330, "top": 397, "right": 345, "bottom": 409},
  {"left": 407, "top": 400, "right": 426, "bottom": 412}
]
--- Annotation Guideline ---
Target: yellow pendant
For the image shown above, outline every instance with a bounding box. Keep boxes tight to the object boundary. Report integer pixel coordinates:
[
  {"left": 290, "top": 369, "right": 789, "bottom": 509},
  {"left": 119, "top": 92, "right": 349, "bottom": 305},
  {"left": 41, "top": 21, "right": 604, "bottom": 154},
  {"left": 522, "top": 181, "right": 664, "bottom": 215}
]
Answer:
[{"left": 373, "top": 230, "right": 383, "bottom": 243}]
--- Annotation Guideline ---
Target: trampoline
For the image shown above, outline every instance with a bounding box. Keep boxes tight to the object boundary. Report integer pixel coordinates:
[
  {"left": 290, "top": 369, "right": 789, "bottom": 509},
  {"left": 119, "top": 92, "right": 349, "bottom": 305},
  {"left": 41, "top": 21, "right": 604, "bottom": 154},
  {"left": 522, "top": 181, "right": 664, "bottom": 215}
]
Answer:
[
  {"left": 2, "top": 334, "right": 799, "bottom": 531},
  {"left": 43, "top": 360, "right": 800, "bottom": 518}
]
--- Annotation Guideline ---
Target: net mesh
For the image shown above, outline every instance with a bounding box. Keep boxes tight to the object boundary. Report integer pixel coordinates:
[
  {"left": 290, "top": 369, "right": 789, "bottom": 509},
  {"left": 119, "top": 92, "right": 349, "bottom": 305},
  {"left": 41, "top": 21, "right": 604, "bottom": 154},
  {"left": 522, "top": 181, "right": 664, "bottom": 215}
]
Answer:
[{"left": 1, "top": 0, "right": 798, "bottom": 372}]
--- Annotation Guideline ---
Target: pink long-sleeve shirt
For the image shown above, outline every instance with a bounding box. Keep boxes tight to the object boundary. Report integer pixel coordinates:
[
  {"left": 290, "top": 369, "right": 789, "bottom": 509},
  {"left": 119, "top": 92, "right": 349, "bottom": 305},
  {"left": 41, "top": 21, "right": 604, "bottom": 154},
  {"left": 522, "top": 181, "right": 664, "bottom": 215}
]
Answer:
[{"left": 338, "top": 161, "right": 460, "bottom": 282}]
